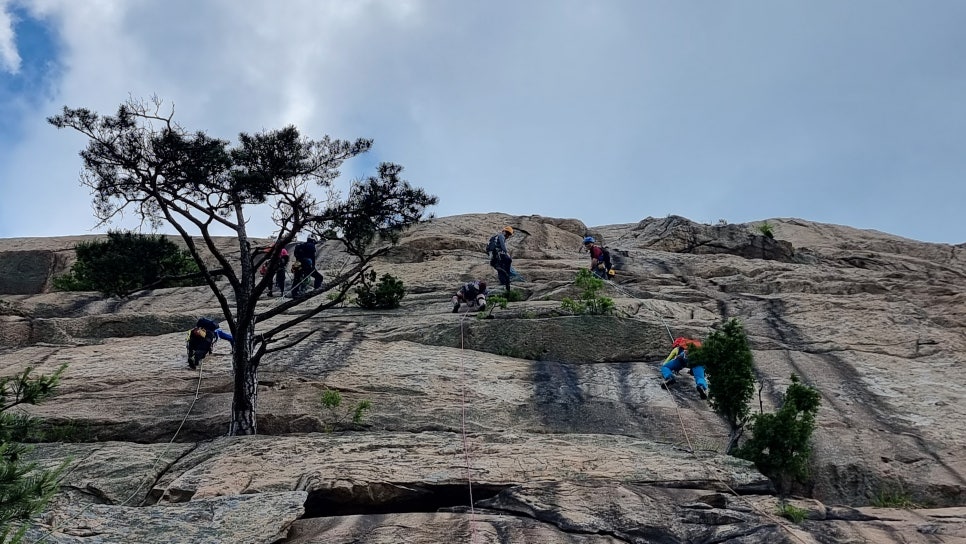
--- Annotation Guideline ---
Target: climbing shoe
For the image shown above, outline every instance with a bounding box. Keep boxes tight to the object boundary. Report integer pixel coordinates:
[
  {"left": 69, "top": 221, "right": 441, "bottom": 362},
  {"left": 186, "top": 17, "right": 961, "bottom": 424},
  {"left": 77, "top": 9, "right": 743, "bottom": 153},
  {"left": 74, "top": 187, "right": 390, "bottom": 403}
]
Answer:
[
  {"left": 697, "top": 385, "right": 708, "bottom": 399},
  {"left": 661, "top": 377, "right": 676, "bottom": 389},
  {"left": 452, "top": 302, "right": 460, "bottom": 313}
]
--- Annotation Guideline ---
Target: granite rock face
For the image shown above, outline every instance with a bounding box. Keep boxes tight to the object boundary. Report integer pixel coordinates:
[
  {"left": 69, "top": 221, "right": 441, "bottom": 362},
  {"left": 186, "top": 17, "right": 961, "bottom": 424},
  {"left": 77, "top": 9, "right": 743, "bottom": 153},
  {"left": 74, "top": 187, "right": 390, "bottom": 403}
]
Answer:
[{"left": 2, "top": 213, "right": 965, "bottom": 543}]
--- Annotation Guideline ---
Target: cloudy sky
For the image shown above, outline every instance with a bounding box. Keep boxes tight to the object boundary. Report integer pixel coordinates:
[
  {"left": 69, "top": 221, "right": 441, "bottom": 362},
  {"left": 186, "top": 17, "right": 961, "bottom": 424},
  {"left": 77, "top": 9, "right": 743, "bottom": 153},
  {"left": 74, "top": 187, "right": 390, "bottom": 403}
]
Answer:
[{"left": 1, "top": 0, "right": 964, "bottom": 244}]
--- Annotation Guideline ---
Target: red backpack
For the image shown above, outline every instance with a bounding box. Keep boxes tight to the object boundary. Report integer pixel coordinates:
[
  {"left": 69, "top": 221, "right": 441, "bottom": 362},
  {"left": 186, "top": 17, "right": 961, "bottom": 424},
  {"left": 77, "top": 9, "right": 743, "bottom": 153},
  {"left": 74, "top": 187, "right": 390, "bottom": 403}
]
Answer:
[{"left": 672, "top": 337, "right": 702, "bottom": 350}]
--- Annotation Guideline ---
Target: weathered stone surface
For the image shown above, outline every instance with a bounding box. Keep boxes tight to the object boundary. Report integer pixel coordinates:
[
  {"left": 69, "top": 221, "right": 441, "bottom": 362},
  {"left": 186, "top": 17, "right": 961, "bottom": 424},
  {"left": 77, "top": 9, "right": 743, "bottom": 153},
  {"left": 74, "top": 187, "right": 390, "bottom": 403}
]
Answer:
[
  {"left": 285, "top": 512, "right": 626, "bottom": 544},
  {"left": 476, "top": 481, "right": 796, "bottom": 543},
  {"left": 809, "top": 506, "right": 966, "bottom": 543},
  {"left": 27, "top": 441, "right": 195, "bottom": 508},
  {"left": 23, "top": 491, "right": 307, "bottom": 544},
  {"left": 2, "top": 213, "right": 965, "bottom": 542},
  {"left": 143, "top": 432, "right": 767, "bottom": 502}
]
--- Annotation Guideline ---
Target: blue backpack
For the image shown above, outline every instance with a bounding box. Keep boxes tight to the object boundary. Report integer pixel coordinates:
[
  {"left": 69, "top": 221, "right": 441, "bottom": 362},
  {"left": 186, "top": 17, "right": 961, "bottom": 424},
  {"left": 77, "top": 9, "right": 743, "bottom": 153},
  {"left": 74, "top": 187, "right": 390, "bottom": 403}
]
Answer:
[{"left": 196, "top": 317, "right": 219, "bottom": 332}]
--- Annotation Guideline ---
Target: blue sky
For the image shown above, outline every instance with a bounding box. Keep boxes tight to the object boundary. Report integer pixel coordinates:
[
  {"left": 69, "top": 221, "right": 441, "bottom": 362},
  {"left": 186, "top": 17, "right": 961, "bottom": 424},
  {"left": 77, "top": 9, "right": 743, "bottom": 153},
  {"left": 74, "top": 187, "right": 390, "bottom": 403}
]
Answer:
[{"left": 1, "top": 0, "right": 964, "bottom": 244}]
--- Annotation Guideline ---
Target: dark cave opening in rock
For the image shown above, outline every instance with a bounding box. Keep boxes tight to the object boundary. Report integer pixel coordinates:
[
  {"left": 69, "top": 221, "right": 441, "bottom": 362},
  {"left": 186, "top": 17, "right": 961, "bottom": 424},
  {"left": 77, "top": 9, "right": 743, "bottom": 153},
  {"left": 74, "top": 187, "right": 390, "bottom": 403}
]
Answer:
[{"left": 302, "top": 483, "right": 509, "bottom": 518}]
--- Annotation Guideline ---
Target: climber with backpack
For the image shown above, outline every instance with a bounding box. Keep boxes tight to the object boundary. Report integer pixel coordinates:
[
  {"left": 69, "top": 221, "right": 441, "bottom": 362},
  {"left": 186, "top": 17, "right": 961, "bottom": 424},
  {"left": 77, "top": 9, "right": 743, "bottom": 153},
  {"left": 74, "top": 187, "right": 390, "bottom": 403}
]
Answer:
[
  {"left": 660, "top": 337, "right": 708, "bottom": 399},
  {"left": 582, "top": 237, "right": 615, "bottom": 280},
  {"left": 291, "top": 237, "right": 324, "bottom": 296},
  {"left": 487, "top": 226, "right": 515, "bottom": 292},
  {"left": 186, "top": 326, "right": 212, "bottom": 370},
  {"left": 452, "top": 280, "right": 488, "bottom": 313},
  {"left": 259, "top": 245, "right": 289, "bottom": 298},
  {"left": 187, "top": 317, "right": 234, "bottom": 369},
  {"left": 196, "top": 317, "right": 234, "bottom": 350}
]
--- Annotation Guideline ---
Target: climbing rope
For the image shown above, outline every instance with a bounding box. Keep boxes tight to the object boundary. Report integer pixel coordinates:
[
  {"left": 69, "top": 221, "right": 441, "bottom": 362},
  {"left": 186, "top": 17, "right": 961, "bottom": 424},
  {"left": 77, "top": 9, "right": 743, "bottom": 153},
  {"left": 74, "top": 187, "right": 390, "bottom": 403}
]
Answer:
[
  {"left": 599, "top": 274, "right": 812, "bottom": 544},
  {"left": 27, "top": 354, "right": 211, "bottom": 543},
  {"left": 456, "top": 310, "right": 480, "bottom": 543}
]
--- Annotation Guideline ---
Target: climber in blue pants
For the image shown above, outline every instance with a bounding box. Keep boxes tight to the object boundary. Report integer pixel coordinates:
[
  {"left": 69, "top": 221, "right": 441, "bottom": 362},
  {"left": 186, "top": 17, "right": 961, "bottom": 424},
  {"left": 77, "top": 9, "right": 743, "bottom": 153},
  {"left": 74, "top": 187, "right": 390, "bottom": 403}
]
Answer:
[{"left": 660, "top": 337, "right": 708, "bottom": 399}]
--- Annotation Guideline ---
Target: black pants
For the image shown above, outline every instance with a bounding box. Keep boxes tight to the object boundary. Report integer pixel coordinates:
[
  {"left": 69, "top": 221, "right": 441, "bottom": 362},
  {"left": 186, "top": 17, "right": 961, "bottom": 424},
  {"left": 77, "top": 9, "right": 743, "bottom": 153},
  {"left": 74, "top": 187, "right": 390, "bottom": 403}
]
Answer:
[
  {"left": 187, "top": 347, "right": 210, "bottom": 369},
  {"left": 491, "top": 254, "right": 512, "bottom": 290},
  {"left": 274, "top": 268, "right": 285, "bottom": 293},
  {"left": 293, "top": 259, "right": 324, "bottom": 294}
]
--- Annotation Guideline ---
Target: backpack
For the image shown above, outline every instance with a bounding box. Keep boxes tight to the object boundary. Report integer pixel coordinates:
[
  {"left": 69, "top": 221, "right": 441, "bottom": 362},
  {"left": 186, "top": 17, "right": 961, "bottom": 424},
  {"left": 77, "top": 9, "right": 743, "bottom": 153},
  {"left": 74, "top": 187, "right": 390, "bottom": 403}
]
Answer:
[
  {"left": 462, "top": 282, "right": 480, "bottom": 299},
  {"left": 294, "top": 242, "right": 314, "bottom": 261},
  {"left": 486, "top": 234, "right": 499, "bottom": 255},
  {"left": 672, "top": 337, "right": 702, "bottom": 350},
  {"left": 188, "top": 326, "right": 208, "bottom": 346},
  {"left": 196, "top": 317, "right": 219, "bottom": 332}
]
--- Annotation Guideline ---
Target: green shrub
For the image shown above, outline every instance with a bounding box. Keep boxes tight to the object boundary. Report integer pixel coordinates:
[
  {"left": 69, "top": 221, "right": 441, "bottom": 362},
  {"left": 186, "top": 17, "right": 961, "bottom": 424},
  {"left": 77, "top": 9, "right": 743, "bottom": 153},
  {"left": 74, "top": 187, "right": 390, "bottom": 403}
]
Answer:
[
  {"left": 776, "top": 502, "right": 808, "bottom": 523},
  {"left": 319, "top": 387, "right": 372, "bottom": 432},
  {"left": 871, "top": 481, "right": 918, "bottom": 508},
  {"left": 354, "top": 270, "right": 406, "bottom": 309},
  {"left": 503, "top": 289, "right": 526, "bottom": 302},
  {"left": 1, "top": 365, "right": 68, "bottom": 543},
  {"left": 53, "top": 230, "right": 203, "bottom": 297},
  {"left": 560, "top": 269, "right": 614, "bottom": 315},
  {"left": 477, "top": 294, "right": 509, "bottom": 319},
  {"left": 687, "top": 318, "right": 756, "bottom": 453},
  {"left": 734, "top": 374, "right": 821, "bottom": 497},
  {"left": 756, "top": 222, "right": 775, "bottom": 239}
]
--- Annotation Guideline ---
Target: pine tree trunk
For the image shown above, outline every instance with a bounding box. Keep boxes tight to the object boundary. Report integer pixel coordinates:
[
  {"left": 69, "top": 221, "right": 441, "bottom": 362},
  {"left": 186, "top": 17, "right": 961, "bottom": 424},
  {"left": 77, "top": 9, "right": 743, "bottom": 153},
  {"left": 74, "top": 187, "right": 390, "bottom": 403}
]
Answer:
[
  {"left": 229, "top": 230, "right": 260, "bottom": 436},
  {"left": 725, "top": 427, "right": 743, "bottom": 455},
  {"left": 228, "top": 354, "right": 258, "bottom": 435}
]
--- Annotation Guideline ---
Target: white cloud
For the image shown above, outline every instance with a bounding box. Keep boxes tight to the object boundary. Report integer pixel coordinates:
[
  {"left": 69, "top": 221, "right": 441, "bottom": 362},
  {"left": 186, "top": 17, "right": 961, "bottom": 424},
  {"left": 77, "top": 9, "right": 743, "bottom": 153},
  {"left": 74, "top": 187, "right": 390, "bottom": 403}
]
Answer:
[
  {"left": 1, "top": 0, "right": 965, "bottom": 243},
  {"left": 0, "top": 0, "right": 22, "bottom": 73}
]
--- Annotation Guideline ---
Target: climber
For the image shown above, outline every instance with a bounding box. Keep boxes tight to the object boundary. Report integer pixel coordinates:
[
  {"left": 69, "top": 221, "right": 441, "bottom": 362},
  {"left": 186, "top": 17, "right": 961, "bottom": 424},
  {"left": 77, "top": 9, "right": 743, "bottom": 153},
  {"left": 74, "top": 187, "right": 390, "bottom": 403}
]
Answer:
[
  {"left": 186, "top": 325, "right": 215, "bottom": 370},
  {"left": 452, "top": 280, "right": 488, "bottom": 313},
  {"left": 660, "top": 337, "right": 708, "bottom": 399},
  {"left": 582, "top": 236, "right": 615, "bottom": 280},
  {"left": 292, "top": 237, "right": 324, "bottom": 296},
  {"left": 195, "top": 317, "right": 234, "bottom": 351},
  {"left": 487, "top": 226, "right": 515, "bottom": 292},
  {"left": 259, "top": 245, "right": 289, "bottom": 298}
]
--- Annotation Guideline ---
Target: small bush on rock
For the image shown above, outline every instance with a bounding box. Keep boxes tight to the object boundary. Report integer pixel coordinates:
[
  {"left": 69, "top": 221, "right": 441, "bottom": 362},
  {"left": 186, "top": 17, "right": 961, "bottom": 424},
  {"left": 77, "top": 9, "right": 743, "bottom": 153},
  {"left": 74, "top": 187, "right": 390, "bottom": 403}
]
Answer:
[
  {"left": 734, "top": 374, "right": 821, "bottom": 497},
  {"left": 354, "top": 270, "right": 406, "bottom": 309},
  {"left": 756, "top": 222, "right": 775, "bottom": 239},
  {"left": 53, "top": 231, "right": 203, "bottom": 297},
  {"left": 320, "top": 388, "right": 372, "bottom": 432},
  {"left": 871, "top": 480, "right": 918, "bottom": 508},
  {"left": 561, "top": 269, "right": 614, "bottom": 316},
  {"left": 503, "top": 289, "right": 526, "bottom": 302},
  {"left": 776, "top": 502, "right": 808, "bottom": 523}
]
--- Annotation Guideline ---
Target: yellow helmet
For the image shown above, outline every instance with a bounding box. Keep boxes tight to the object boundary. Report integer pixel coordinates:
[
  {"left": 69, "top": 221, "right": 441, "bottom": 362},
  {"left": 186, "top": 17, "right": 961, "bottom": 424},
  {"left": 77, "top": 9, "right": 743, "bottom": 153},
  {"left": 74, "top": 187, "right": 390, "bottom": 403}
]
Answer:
[{"left": 502, "top": 226, "right": 514, "bottom": 235}]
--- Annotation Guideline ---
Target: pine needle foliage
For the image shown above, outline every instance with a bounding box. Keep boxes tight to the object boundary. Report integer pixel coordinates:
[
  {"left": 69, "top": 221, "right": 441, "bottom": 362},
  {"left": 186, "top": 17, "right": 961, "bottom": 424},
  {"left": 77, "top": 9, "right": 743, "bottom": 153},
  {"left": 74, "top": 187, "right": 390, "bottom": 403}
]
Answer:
[
  {"left": 354, "top": 271, "right": 406, "bottom": 309},
  {"left": 561, "top": 269, "right": 614, "bottom": 315},
  {"left": 734, "top": 374, "right": 821, "bottom": 497},
  {"left": 687, "top": 318, "right": 756, "bottom": 453},
  {"left": 53, "top": 231, "right": 203, "bottom": 297},
  {"left": 1, "top": 365, "right": 67, "bottom": 543}
]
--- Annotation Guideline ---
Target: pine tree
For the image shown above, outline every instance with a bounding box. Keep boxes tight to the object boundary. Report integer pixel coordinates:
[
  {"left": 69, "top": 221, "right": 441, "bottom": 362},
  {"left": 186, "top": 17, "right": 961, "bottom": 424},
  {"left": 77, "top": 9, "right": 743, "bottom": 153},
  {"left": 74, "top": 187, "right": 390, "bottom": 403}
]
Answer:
[
  {"left": 734, "top": 374, "right": 821, "bottom": 497},
  {"left": 0, "top": 365, "right": 67, "bottom": 543},
  {"left": 687, "top": 318, "right": 757, "bottom": 453}
]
